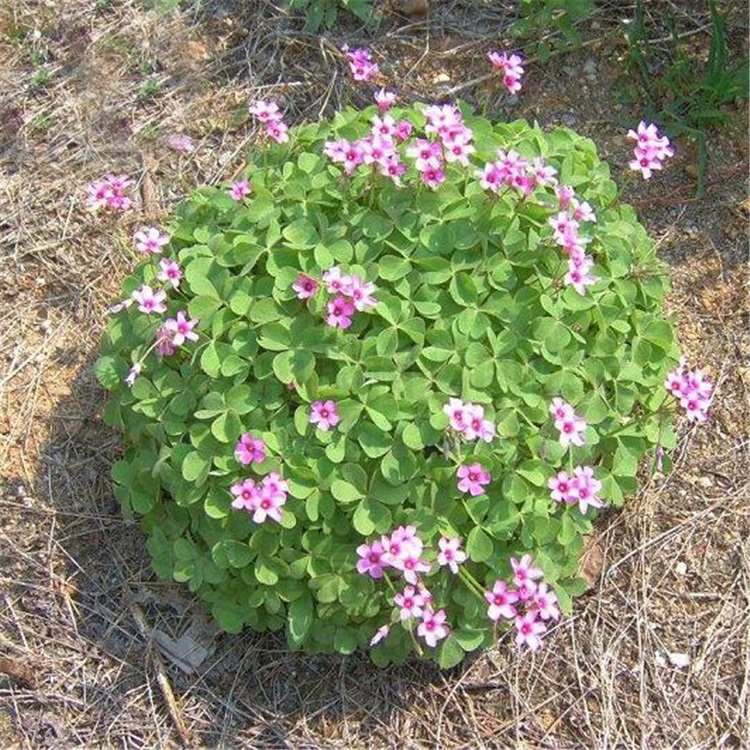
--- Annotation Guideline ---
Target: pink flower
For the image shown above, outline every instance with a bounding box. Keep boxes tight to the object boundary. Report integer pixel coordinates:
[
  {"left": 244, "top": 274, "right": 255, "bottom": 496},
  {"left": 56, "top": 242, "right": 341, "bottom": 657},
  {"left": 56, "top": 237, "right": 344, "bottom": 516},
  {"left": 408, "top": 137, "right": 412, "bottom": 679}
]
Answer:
[
  {"left": 556, "top": 185, "right": 576, "bottom": 208},
  {"left": 478, "top": 162, "right": 503, "bottom": 192},
  {"left": 381, "top": 526, "right": 423, "bottom": 568},
  {"left": 133, "top": 227, "right": 170, "bottom": 255},
  {"left": 131, "top": 285, "right": 167, "bottom": 315},
  {"left": 85, "top": 174, "right": 132, "bottom": 212},
  {"left": 166, "top": 133, "right": 195, "bottom": 153},
  {"left": 511, "top": 554, "right": 544, "bottom": 588},
  {"left": 231, "top": 478, "right": 258, "bottom": 511},
  {"left": 357, "top": 540, "right": 386, "bottom": 579},
  {"left": 664, "top": 361, "right": 713, "bottom": 423},
  {"left": 569, "top": 465, "right": 603, "bottom": 514},
  {"left": 229, "top": 179, "right": 251, "bottom": 200},
  {"left": 417, "top": 609, "right": 449, "bottom": 648},
  {"left": 628, "top": 121, "right": 673, "bottom": 179},
  {"left": 292, "top": 274, "right": 318, "bottom": 299},
  {"left": 462, "top": 403, "right": 487, "bottom": 441},
  {"left": 485, "top": 580, "right": 519, "bottom": 621},
  {"left": 234, "top": 434, "right": 266, "bottom": 465},
  {"left": 457, "top": 463, "right": 491, "bottom": 497},
  {"left": 322, "top": 266, "right": 352, "bottom": 295},
  {"left": 370, "top": 624, "right": 390, "bottom": 646},
  {"left": 488, "top": 51, "right": 524, "bottom": 94},
  {"left": 267, "top": 120, "right": 289, "bottom": 143},
  {"left": 163, "top": 310, "right": 199, "bottom": 346},
  {"left": 155, "top": 326, "right": 175, "bottom": 357},
  {"left": 406, "top": 138, "right": 442, "bottom": 172},
  {"left": 249, "top": 99, "right": 283, "bottom": 123},
  {"left": 394, "top": 119, "right": 413, "bottom": 141},
  {"left": 348, "top": 275, "right": 377, "bottom": 311},
  {"left": 379, "top": 154, "right": 407, "bottom": 185},
  {"left": 548, "top": 470, "right": 575, "bottom": 504},
  {"left": 252, "top": 480, "right": 286, "bottom": 524},
  {"left": 326, "top": 296, "right": 355, "bottom": 329},
  {"left": 125, "top": 363, "right": 141, "bottom": 388},
  {"left": 157, "top": 258, "right": 182, "bottom": 289},
  {"left": 564, "top": 255, "right": 599, "bottom": 295},
  {"left": 514, "top": 612, "right": 547, "bottom": 651},
  {"left": 530, "top": 157, "right": 558, "bottom": 187},
  {"left": 421, "top": 166, "right": 446, "bottom": 190},
  {"left": 344, "top": 46, "right": 378, "bottom": 82},
  {"left": 394, "top": 585, "right": 426, "bottom": 621},
  {"left": 397, "top": 553, "right": 431, "bottom": 585},
  {"left": 531, "top": 582, "right": 560, "bottom": 621},
  {"left": 571, "top": 198, "right": 596, "bottom": 223},
  {"left": 374, "top": 88, "right": 397, "bottom": 112},
  {"left": 437, "top": 537, "right": 467, "bottom": 574},
  {"left": 310, "top": 400, "right": 340, "bottom": 431},
  {"left": 443, "top": 397, "right": 468, "bottom": 431},
  {"left": 551, "top": 399, "right": 587, "bottom": 448}
]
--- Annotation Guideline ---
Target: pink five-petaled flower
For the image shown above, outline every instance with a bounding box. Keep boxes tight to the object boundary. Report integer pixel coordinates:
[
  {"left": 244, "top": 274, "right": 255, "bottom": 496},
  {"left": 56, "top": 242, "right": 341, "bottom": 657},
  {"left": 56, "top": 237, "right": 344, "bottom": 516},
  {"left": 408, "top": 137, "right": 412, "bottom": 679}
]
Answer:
[
  {"left": 548, "top": 470, "right": 574, "bottom": 504},
  {"left": 565, "top": 255, "right": 599, "bottom": 295},
  {"left": 133, "top": 227, "right": 170, "bottom": 255},
  {"left": 370, "top": 624, "right": 390, "bottom": 646},
  {"left": 550, "top": 398, "right": 587, "bottom": 448},
  {"left": 310, "top": 400, "right": 340, "bottom": 431},
  {"left": 85, "top": 174, "right": 132, "bottom": 212},
  {"left": 443, "top": 397, "right": 468, "bottom": 431},
  {"left": 326, "top": 296, "right": 355, "bottom": 329},
  {"left": 292, "top": 274, "right": 319, "bottom": 299},
  {"left": 664, "top": 360, "right": 713, "bottom": 423},
  {"left": 267, "top": 120, "right": 289, "bottom": 143},
  {"left": 511, "top": 554, "right": 544, "bottom": 588},
  {"left": 437, "top": 537, "right": 467, "bottom": 574},
  {"left": 627, "top": 120, "right": 674, "bottom": 180},
  {"left": 381, "top": 525, "right": 422, "bottom": 568},
  {"left": 398, "top": 553, "right": 431, "bottom": 585},
  {"left": 131, "top": 285, "right": 167, "bottom": 315},
  {"left": 322, "top": 266, "right": 352, "bottom": 295},
  {"left": 230, "top": 478, "right": 257, "bottom": 511},
  {"left": 488, "top": 51, "right": 524, "bottom": 94},
  {"left": 484, "top": 580, "right": 519, "bottom": 621},
  {"left": 252, "top": 475, "right": 288, "bottom": 524},
  {"left": 514, "top": 612, "right": 547, "bottom": 651},
  {"left": 157, "top": 258, "right": 182, "bottom": 289},
  {"left": 344, "top": 46, "right": 379, "bottom": 82},
  {"left": 531, "top": 582, "right": 560, "bottom": 621},
  {"left": 569, "top": 465, "right": 604, "bottom": 514},
  {"left": 234, "top": 433, "right": 266, "bottom": 466},
  {"left": 348, "top": 275, "right": 377, "bottom": 311},
  {"left": 418, "top": 609, "right": 450, "bottom": 648},
  {"left": 163, "top": 311, "right": 199, "bottom": 346},
  {"left": 248, "top": 99, "right": 283, "bottom": 123},
  {"left": 374, "top": 88, "right": 397, "bottom": 111},
  {"left": 155, "top": 326, "right": 175, "bottom": 357},
  {"left": 357, "top": 540, "right": 386, "bottom": 579},
  {"left": 229, "top": 179, "right": 251, "bottom": 201},
  {"left": 394, "top": 585, "right": 426, "bottom": 621},
  {"left": 167, "top": 133, "right": 195, "bottom": 153},
  {"left": 457, "top": 463, "right": 491, "bottom": 497}
]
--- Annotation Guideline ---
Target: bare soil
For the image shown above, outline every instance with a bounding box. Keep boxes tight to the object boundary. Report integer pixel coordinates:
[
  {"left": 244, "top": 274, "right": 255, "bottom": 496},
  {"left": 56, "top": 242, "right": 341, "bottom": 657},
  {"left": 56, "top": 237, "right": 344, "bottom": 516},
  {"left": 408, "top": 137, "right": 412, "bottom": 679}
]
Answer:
[{"left": 1, "top": 1, "right": 748, "bottom": 747}]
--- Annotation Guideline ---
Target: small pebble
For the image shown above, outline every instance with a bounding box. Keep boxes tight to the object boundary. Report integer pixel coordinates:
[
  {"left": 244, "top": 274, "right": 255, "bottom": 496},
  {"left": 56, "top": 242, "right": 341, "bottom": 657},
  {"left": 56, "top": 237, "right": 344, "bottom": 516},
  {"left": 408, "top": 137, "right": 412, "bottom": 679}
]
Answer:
[
  {"left": 674, "top": 561, "right": 687, "bottom": 576},
  {"left": 669, "top": 652, "right": 691, "bottom": 668},
  {"left": 562, "top": 114, "right": 577, "bottom": 127}
]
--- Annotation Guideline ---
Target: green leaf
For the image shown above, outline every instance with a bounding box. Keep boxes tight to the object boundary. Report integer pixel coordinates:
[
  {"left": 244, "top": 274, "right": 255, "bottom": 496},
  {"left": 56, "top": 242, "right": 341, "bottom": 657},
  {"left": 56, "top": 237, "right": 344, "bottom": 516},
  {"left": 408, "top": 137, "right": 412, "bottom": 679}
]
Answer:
[
  {"left": 95, "top": 355, "right": 123, "bottom": 389},
  {"left": 466, "top": 526, "right": 493, "bottom": 562},
  {"left": 287, "top": 594, "right": 313, "bottom": 646},
  {"left": 437, "top": 635, "right": 465, "bottom": 669},
  {"left": 450, "top": 273, "right": 477, "bottom": 306},
  {"left": 331, "top": 479, "right": 363, "bottom": 503}
]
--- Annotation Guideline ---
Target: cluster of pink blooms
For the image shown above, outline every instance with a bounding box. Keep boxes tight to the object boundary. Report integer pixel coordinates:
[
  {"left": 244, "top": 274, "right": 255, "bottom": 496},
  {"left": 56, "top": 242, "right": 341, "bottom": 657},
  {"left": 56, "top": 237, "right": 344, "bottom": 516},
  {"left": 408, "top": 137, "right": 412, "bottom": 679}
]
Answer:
[
  {"left": 488, "top": 51, "right": 524, "bottom": 94},
  {"left": 292, "top": 266, "right": 377, "bottom": 330},
  {"left": 547, "top": 185, "right": 600, "bottom": 295},
  {"left": 249, "top": 99, "right": 289, "bottom": 144},
  {"left": 133, "top": 226, "right": 170, "bottom": 255},
  {"left": 85, "top": 174, "right": 132, "bottom": 212},
  {"left": 665, "top": 359, "right": 714, "bottom": 423},
  {"left": 231, "top": 472, "right": 289, "bottom": 524},
  {"left": 548, "top": 465, "right": 603, "bottom": 514},
  {"left": 309, "top": 400, "right": 340, "bottom": 431},
  {"left": 360, "top": 527, "right": 467, "bottom": 649},
  {"left": 549, "top": 397, "right": 587, "bottom": 448},
  {"left": 234, "top": 433, "right": 267, "bottom": 465},
  {"left": 484, "top": 555, "right": 559, "bottom": 651},
  {"left": 443, "top": 398, "right": 496, "bottom": 442},
  {"left": 628, "top": 120, "right": 674, "bottom": 179},
  {"left": 478, "top": 149, "right": 556, "bottom": 198},
  {"left": 343, "top": 46, "right": 379, "bottom": 82},
  {"left": 374, "top": 88, "right": 397, "bottom": 112},
  {"left": 457, "top": 463, "right": 491, "bottom": 497},
  {"left": 229, "top": 179, "right": 251, "bottom": 201}
]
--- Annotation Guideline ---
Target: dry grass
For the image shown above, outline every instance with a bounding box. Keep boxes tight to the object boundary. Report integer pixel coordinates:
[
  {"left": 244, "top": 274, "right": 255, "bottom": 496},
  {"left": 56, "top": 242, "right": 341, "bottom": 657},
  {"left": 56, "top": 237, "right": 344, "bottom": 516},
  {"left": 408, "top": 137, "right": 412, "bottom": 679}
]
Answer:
[{"left": 1, "top": 0, "right": 749, "bottom": 747}]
